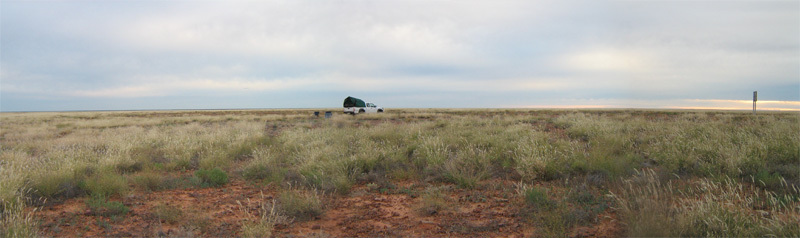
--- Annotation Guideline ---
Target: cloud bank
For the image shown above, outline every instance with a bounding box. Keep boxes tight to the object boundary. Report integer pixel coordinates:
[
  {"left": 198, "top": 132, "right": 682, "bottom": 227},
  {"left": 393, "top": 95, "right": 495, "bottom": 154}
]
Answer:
[{"left": 1, "top": 1, "right": 798, "bottom": 111}]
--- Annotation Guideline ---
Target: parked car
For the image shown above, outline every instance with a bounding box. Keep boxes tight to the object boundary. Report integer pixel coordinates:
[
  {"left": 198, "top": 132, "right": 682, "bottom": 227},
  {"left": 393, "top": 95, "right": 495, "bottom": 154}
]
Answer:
[{"left": 343, "top": 96, "right": 384, "bottom": 114}]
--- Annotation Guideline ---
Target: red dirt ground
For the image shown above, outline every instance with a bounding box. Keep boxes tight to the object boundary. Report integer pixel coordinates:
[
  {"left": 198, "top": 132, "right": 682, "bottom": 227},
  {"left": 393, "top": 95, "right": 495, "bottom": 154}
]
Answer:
[{"left": 34, "top": 179, "right": 621, "bottom": 237}]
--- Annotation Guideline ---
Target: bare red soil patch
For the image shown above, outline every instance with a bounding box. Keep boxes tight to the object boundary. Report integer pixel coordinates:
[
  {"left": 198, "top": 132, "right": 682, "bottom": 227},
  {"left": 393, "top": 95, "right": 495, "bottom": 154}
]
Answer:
[{"left": 34, "top": 180, "right": 621, "bottom": 237}]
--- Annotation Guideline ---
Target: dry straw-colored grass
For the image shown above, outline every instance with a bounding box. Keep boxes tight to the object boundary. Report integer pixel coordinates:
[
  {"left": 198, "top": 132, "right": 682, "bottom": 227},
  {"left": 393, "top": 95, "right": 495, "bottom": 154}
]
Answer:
[{"left": 1, "top": 109, "right": 798, "bottom": 236}]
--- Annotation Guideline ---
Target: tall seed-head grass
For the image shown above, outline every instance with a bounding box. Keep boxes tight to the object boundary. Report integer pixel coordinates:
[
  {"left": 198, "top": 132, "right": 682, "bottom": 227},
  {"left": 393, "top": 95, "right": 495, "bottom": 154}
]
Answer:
[
  {"left": 2, "top": 109, "right": 798, "bottom": 236},
  {"left": 415, "top": 186, "right": 450, "bottom": 216},
  {"left": 278, "top": 189, "right": 323, "bottom": 222},
  {"left": 514, "top": 182, "right": 556, "bottom": 212},
  {"left": 237, "top": 192, "right": 290, "bottom": 238},
  {"left": 512, "top": 132, "right": 572, "bottom": 181},
  {"left": 84, "top": 171, "right": 128, "bottom": 198},
  {"left": 130, "top": 171, "right": 165, "bottom": 192},
  {"left": 152, "top": 203, "right": 183, "bottom": 224},
  {"left": 442, "top": 146, "right": 491, "bottom": 189},
  {"left": 610, "top": 169, "right": 800, "bottom": 237},
  {"left": 1, "top": 196, "right": 39, "bottom": 237}
]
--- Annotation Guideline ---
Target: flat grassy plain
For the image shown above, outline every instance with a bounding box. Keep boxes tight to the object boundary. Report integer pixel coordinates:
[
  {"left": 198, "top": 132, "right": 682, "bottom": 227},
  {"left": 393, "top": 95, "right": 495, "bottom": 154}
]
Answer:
[{"left": 1, "top": 109, "right": 798, "bottom": 237}]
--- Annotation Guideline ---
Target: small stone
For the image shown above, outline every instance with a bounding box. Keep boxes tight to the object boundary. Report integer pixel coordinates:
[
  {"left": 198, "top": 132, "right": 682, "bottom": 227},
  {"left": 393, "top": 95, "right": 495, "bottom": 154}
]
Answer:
[{"left": 312, "top": 225, "right": 321, "bottom": 230}]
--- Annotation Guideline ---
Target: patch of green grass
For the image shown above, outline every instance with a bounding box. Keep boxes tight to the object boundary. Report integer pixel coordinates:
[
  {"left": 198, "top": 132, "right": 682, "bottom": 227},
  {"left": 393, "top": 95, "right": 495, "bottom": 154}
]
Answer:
[
  {"left": 522, "top": 186, "right": 555, "bottom": 211},
  {"left": 515, "top": 182, "right": 574, "bottom": 236},
  {"left": 565, "top": 185, "right": 610, "bottom": 226},
  {"left": 85, "top": 194, "right": 129, "bottom": 218}
]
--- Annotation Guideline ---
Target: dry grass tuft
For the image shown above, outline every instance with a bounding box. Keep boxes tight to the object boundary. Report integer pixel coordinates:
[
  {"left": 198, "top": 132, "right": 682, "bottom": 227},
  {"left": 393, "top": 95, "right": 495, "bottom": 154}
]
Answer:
[{"left": 238, "top": 192, "right": 291, "bottom": 237}]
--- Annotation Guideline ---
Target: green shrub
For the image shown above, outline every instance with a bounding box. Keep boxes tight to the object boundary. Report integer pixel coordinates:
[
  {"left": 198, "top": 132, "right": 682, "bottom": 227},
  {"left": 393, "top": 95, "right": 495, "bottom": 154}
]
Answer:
[{"left": 195, "top": 168, "right": 229, "bottom": 187}]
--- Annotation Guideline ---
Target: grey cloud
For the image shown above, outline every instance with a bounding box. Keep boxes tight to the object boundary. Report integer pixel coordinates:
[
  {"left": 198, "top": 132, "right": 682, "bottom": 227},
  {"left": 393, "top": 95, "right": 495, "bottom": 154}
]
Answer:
[{"left": 1, "top": 0, "right": 797, "bottom": 111}]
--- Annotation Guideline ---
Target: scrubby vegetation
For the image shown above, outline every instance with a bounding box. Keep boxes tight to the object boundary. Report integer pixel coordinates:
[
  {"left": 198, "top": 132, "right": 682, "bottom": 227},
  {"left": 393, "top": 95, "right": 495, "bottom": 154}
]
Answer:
[{"left": 1, "top": 109, "right": 798, "bottom": 236}]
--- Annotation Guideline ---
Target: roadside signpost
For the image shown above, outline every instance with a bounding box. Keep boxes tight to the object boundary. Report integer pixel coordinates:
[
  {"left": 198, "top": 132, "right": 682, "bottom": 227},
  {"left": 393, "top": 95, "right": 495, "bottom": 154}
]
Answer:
[{"left": 753, "top": 91, "right": 757, "bottom": 115}]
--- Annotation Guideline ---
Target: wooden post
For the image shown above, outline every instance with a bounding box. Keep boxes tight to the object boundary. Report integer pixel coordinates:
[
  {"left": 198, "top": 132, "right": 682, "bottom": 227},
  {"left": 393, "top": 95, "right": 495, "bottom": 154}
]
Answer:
[{"left": 753, "top": 91, "right": 757, "bottom": 115}]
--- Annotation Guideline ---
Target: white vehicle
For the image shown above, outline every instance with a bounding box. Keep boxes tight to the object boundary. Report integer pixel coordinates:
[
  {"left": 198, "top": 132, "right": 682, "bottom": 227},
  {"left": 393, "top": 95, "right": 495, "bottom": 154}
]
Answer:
[{"left": 343, "top": 96, "right": 384, "bottom": 114}]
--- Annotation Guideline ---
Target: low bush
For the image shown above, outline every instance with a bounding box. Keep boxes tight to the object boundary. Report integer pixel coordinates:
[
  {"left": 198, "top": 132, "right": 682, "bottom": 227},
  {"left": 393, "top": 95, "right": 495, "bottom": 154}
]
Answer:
[{"left": 195, "top": 168, "right": 229, "bottom": 187}]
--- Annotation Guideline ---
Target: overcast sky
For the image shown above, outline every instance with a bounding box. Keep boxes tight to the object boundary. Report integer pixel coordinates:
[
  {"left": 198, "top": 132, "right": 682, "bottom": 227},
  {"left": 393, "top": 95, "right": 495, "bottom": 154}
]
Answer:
[{"left": 1, "top": 0, "right": 798, "bottom": 111}]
